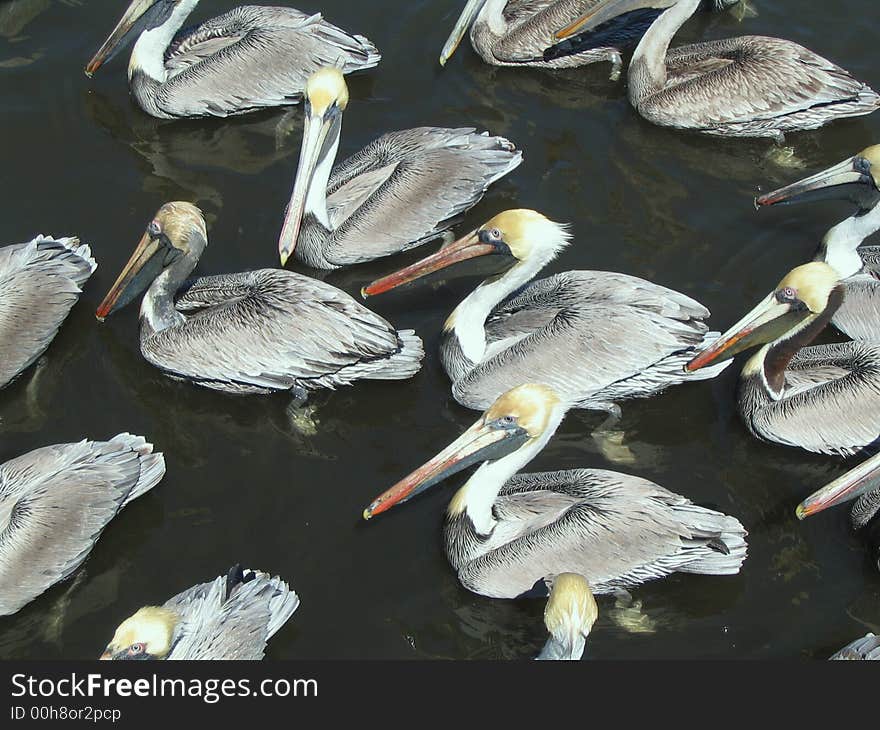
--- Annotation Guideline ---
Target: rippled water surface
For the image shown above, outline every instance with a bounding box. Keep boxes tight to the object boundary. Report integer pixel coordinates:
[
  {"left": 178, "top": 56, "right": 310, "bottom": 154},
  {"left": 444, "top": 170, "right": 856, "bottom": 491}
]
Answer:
[{"left": 1, "top": 0, "right": 879, "bottom": 660}]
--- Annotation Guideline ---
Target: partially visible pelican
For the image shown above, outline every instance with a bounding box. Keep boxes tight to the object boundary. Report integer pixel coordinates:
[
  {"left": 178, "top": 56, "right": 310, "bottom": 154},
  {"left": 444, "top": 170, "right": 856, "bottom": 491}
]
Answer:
[
  {"left": 686, "top": 262, "right": 880, "bottom": 456},
  {"left": 554, "top": 0, "right": 880, "bottom": 140},
  {"left": 797, "top": 451, "right": 880, "bottom": 573},
  {"left": 101, "top": 565, "right": 298, "bottom": 660},
  {"left": 440, "top": 0, "right": 740, "bottom": 79},
  {"left": 829, "top": 633, "right": 880, "bottom": 660},
  {"left": 85, "top": 1, "right": 379, "bottom": 119},
  {"left": 536, "top": 573, "right": 597, "bottom": 660},
  {"left": 363, "top": 209, "right": 728, "bottom": 414},
  {"left": 96, "top": 202, "right": 423, "bottom": 397},
  {"left": 277, "top": 68, "right": 521, "bottom": 269},
  {"left": 756, "top": 145, "right": 880, "bottom": 340},
  {"left": 0, "top": 235, "right": 96, "bottom": 390},
  {"left": 363, "top": 383, "right": 747, "bottom": 599},
  {"left": 0, "top": 434, "right": 165, "bottom": 617}
]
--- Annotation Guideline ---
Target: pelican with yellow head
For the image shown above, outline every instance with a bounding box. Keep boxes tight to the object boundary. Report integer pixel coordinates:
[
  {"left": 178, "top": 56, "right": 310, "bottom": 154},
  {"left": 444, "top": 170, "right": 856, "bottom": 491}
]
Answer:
[
  {"left": 536, "top": 574, "right": 599, "bottom": 661},
  {"left": 277, "top": 67, "right": 521, "bottom": 270},
  {"left": 363, "top": 384, "right": 747, "bottom": 600},
  {"left": 363, "top": 208, "right": 730, "bottom": 416},
  {"left": 687, "top": 262, "right": 880, "bottom": 456}
]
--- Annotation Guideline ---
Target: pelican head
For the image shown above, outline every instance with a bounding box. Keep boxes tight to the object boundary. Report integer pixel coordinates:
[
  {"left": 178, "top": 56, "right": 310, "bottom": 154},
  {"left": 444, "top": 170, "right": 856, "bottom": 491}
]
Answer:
[
  {"left": 278, "top": 68, "right": 349, "bottom": 266},
  {"left": 96, "top": 201, "right": 206, "bottom": 321},
  {"left": 85, "top": 0, "right": 196, "bottom": 77},
  {"left": 757, "top": 145, "right": 880, "bottom": 211},
  {"left": 361, "top": 210, "right": 571, "bottom": 297},
  {"left": 363, "top": 383, "right": 563, "bottom": 519},
  {"left": 537, "top": 573, "right": 598, "bottom": 661},
  {"left": 685, "top": 262, "right": 841, "bottom": 372},
  {"left": 100, "top": 606, "right": 179, "bottom": 660}
]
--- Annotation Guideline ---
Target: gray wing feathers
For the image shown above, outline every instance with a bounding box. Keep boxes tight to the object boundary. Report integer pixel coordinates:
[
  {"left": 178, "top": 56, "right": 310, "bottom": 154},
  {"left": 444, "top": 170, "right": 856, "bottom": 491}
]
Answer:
[
  {"left": 834, "top": 272, "right": 880, "bottom": 340},
  {"left": 0, "top": 236, "right": 96, "bottom": 388},
  {"left": 165, "top": 569, "right": 299, "bottom": 660},
  {"left": 0, "top": 434, "right": 164, "bottom": 616},
  {"left": 829, "top": 633, "right": 880, "bottom": 660},
  {"left": 323, "top": 128, "right": 522, "bottom": 266},
  {"left": 455, "top": 469, "right": 746, "bottom": 598},
  {"left": 149, "top": 270, "right": 421, "bottom": 393},
  {"left": 159, "top": 7, "right": 379, "bottom": 118}
]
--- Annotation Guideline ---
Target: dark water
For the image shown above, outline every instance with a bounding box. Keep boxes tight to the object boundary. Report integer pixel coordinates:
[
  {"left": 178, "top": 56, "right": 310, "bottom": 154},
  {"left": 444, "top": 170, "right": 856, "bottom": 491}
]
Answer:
[{"left": 1, "top": 0, "right": 878, "bottom": 660}]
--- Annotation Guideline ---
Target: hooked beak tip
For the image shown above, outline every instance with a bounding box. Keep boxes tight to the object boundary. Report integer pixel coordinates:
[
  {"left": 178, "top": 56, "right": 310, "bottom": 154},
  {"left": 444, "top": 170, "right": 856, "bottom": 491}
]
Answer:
[
  {"left": 360, "top": 286, "right": 370, "bottom": 300},
  {"left": 95, "top": 313, "right": 106, "bottom": 323},
  {"left": 362, "top": 506, "right": 374, "bottom": 520},
  {"left": 795, "top": 503, "right": 809, "bottom": 521},
  {"left": 279, "top": 250, "right": 290, "bottom": 267}
]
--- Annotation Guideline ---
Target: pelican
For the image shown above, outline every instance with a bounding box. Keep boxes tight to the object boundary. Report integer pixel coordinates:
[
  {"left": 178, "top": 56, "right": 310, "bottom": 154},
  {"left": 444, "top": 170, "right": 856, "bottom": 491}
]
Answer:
[
  {"left": 96, "top": 202, "right": 423, "bottom": 396},
  {"left": 363, "top": 383, "right": 748, "bottom": 599},
  {"left": 440, "top": 0, "right": 740, "bottom": 79},
  {"left": 756, "top": 145, "right": 880, "bottom": 340},
  {"left": 554, "top": 0, "right": 880, "bottom": 140},
  {"left": 0, "top": 235, "right": 96, "bottom": 390},
  {"left": 829, "top": 633, "right": 880, "bottom": 660},
  {"left": 536, "top": 573, "right": 597, "bottom": 660},
  {"left": 84, "top": 1, "right": 379, "bottom": 119},
  {"left": 363, "top": 209, "right": 729, "bottom": 414},
  {"left": 797, "top": 451, "right": 880, "bottom": 573},
  {"left": 101, "top": 565, "right": 298, "bottom": 660},
  {"left": 686, "top": 262, "right": 880, "bottom": 456},
  {"left": 0, "top": 434, "right": 165, "bottom": 617},
  {"left": 277, "top": 68, "right": 522, "bottom": 269}
]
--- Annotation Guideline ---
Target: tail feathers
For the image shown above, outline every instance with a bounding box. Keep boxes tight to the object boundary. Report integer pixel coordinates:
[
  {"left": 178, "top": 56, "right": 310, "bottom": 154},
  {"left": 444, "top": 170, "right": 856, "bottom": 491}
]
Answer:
[
  {"left": 228, "top": 568, "right": 300, "bottom": 641},
  {"left": 830, "top": 633, "right": 880, "bottom": 660},
  {"left": 355, "top": 329, "right": 424, "bottom": 381},
  {"left": 676, "top": 506, "right": 748, "bottom": 576},
  {"left": 29, "top": 235, "right": 97, "bottom": 289},
  {"left": 107, "top": 433, "right": 166, "bottom": 507}
]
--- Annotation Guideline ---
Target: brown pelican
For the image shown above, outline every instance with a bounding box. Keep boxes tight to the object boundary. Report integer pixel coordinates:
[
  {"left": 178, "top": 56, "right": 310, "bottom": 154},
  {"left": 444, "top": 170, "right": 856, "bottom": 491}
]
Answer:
[
  {"left": 101, "top": 565, "right": 298, "bottom": 659},
  {"left": 96, "top": 202, "right": 423, "bottom": 397},
  {"left": 797, "top": 452, "right": 880, "bottom": 573},
  {"left": 536, "top": 573, "right": 597, "bottom": 660},
  {"left": 85, "top": 1, "right": 379, "bottom": 119},
  {"left": 0, "top": 433, "right": 165, "bottom": 617},
  {"left": 363, "top": 383, "right": 747, "bottom": 599},
  {"left": 277, "top": 67, "right": 521, "bottom": 269},
  {"left": 686, "top": 262, "right": 880, "bottom": 456},
  {"left": 363, "top": 209, "right": 729, "bottom": 414},
  {"left": 756, "top": 145, "right": 880, "bottom": 340},
  {"left": 440, "top": 0, "right": 740, "bottom": 79},
  {"left": 554, "top": 0, "right": 880, "bottom": 140},
  {"left": 829, "top": 633, "right": 880, "bottom": 660},
  {"left": 0, "top": 235, "right": 96, "bottom": 390}
]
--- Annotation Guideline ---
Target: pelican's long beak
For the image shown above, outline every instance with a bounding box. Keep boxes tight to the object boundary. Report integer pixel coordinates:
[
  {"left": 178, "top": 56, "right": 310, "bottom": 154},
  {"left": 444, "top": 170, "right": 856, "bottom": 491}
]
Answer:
[
  {"left": 361, "top": 230, "right": 499, "bottom": 297},
  {"left": 756, "top": 155, "right": 878, "bottom": 208},
  {"left": 363, "top": 417, "right": 528, "bottom": 519},
  {"left": 553, "top": 0, "right": 672, "bottom": 41},
  {"left": 278, "top": 108, "right": 341, "bottom": 266},
  {"left": 439, "top": 0, "right": 488, "bottom": 66},
  {"left": 85, "top": 0, "right": 165, "bottom": 77},
  {"left": 797, "top": 453, "right": 880, "bottom": 520},
  {"left": 685, "top": 294, "right": 805, "bottom": 372},
  {"left": 96, "top": 229, "right": 180, "bottom": 321}
]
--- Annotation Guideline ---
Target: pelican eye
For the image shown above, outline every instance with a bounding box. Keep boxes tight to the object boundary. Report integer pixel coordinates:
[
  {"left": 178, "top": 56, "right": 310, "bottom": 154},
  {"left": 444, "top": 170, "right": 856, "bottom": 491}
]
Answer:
[
  {"left": 854, "top": 156, "right": 872, "bottom": 176},
  {"left": 479, "top": 228, "right": 504, "bottom": 244},
  {"left": 776, "top": 286, "right": 798, "bottom": 303},
  {"left": 147, "top": 221, "right": 161, "bottom": 238},
  {"left": 128, "top": 643, "right": 146, "bottom": 655},
  {"left": 497, "top": 415, "right": 517, "bottom": 427}
]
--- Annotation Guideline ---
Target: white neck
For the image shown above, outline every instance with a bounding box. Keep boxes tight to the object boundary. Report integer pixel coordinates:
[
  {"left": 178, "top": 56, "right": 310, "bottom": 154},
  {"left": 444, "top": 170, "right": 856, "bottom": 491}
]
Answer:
[
  {"left": 129, "top": 0, "right": 198, "bottom": 82},
  {"left": 818, "top": 205, "right": 880, "bottom": 277},
  {"left": 454, "top": 406, "right": 565, "bottom": 535},
  {"left": 630, "top": 0, "right": 700, "bottom": 95},
  {"left": 140, "top": 267, "right": 186, "bottom": 333},
  {"left": 449, "top": 252, "right": 552, "bottom": 364},
  {"left": 481, "top": 0, "right": 510, "bottom": 33},
  {"left": 304, "top": 126, "right": 341, "bottom": 231}
]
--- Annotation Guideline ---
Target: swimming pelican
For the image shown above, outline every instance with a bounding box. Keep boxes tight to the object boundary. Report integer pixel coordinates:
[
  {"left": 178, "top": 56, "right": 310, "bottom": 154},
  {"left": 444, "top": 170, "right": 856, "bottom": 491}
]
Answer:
[
  {"left": 686, "top": 262, "right": 880, "bottom": 456},
  {"left": 554, "top": 0, "right": 880, "bottom": 140},
  {"left": 363, "top": 209, "right": 728, "bottom": 414},
  {"left": 797, "top": 451, "right": 880, "bottom": 573},
  {"left": 96, "top": 202, "right": 423, "bottom": 396},
  {"left": 101, "top": 565, "right": 298, "bottom": 660},
  {"left": 277, "top": 68, "right": 521, "bottom": 269},
  {"left": 756, "top": 145, "right": 880, "bottom": 340},
  {"left": 0, "top": 235, "right": 96, "bottom": 390},
  {"left": 363, "top": 383, "right": 747, "bottom": 599},
  {"left": 440, "top": 0, "right": 740, "bottom": 79},
  {"left": 829, "top": 633, "right": 880, "bottom": 660},
  {"left": 85, "top": 1, "right": 379, "bottom": 119},
  {"left": 536, "top": 573, "right": 597, "bottom": 660},
  {"left": 0, "top": 434, "right": 165, "bottom": 617}
]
